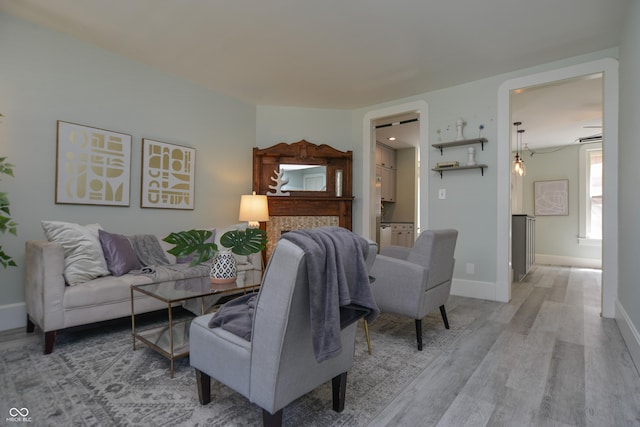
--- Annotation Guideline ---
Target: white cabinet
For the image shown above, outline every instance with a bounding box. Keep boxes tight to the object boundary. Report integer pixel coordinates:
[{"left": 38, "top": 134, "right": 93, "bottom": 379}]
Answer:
[
  {"left": 390, "top": 223, "right": 414, "bottom": 247},
  {"left": 376, "top": 143, "right": 396, "bottom": 169},
  {"left": 376, "top": 143, "right": 396, "bottom": 202},
  {"left": 376, "top": 165, "right": 396, "bottom": 202}
]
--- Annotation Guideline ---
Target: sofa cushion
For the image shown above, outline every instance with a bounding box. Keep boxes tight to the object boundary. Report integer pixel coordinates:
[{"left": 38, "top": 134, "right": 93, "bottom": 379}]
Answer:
[
  {"left": 41, "top": 221, "right": 110, "bottom": 286},
  {"left": 99, "top": 229, "right": 142, "bottom": 276}
]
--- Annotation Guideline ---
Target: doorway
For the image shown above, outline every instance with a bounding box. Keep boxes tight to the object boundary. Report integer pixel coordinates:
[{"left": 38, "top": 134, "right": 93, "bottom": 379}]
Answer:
[
  {"left": 510, "top": 74, "right": 603, "bottom": 272},
  {"left": 497, "top": 58, "right": 618, "bottom": 316},
  {"left": 374, "top": 112, "right": 420, "bottom": 248},
  {"left": 362, "top": 101, "right": 428, "bottom": 242}
]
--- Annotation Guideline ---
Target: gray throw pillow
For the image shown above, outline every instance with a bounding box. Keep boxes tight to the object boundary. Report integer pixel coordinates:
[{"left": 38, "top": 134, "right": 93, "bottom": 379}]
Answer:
[{"left": 99, "top": 229, "right": 141, "bottom": 276}]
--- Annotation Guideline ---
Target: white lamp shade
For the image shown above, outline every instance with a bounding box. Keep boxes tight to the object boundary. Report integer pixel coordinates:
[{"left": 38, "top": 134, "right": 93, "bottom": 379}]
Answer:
[{"left": 239, "top": 192, "right": 269, "bottom": 224}]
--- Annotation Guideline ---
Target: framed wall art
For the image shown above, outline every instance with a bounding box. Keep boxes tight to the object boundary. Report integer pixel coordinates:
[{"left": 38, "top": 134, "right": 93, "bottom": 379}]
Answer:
[
  {"left": 56, "top": 121, "right": 132, "bottom": 206},
  {"left": 534, "top": 179, "right": 569, "bottom": 216},
  {"left": 141, "top": 139, "right": 195, "bottom": 209}
]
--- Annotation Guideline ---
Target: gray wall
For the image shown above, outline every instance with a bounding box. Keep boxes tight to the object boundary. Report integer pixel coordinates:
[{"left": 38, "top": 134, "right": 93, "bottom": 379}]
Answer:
[
  {"left": 351, "top": 49, "right": 617, "bottom": 287},
  {"left": 521, "top": 144, "right": 601, "bottom": 264},
  {"left": 385, "top": 147, "right": 416, "bottom": 224},
  {"left": 0, "top": 13, "right": 256, "bottom": 308},
  {"left": 618, "top": 0, "right": 640, "bottom": 350}
]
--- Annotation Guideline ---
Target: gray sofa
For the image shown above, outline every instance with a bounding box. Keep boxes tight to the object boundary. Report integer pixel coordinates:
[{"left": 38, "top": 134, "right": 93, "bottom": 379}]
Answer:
[{"left": 25, "top": 223, "right": 261, "bottom": 354}]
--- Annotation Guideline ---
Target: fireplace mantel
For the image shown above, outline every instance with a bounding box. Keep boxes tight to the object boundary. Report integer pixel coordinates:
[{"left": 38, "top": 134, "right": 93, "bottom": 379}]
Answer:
[{"left": 253, "top": 140, "right": 354, "bottom": 257}]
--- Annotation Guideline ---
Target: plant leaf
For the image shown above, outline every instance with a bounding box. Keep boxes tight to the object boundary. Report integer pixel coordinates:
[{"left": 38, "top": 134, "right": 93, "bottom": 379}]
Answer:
[
  {"left": 220, "top": 228, "right": 267, "bottom": 256},
  {"left": 162, "top": 229, "right": 218, "bottom": 266}
]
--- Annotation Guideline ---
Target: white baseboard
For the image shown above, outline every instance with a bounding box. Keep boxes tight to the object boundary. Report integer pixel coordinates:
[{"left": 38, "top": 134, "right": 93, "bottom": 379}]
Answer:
[
  {"left": 615, "top": 300, "right": 640, "bottom": 375},
  {"left": 535, "top": 254, "right": 601, "bottom": 269},
  {"left": 451, "top": 278, "right": 498, "bottom": 301},
  {"left": 0, "top": 302, "right": 26, "bottom": 332}
]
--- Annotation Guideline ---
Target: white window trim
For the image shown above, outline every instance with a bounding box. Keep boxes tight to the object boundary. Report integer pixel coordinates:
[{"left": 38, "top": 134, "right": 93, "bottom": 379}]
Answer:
[{"left": 578, "top": 142, "right": 602, "bottom": 246}]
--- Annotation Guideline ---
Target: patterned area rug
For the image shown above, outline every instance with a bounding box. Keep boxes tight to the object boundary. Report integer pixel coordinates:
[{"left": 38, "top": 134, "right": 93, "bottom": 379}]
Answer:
[{"left": 0, "top": 309, "right": 471, "bottom": 426}]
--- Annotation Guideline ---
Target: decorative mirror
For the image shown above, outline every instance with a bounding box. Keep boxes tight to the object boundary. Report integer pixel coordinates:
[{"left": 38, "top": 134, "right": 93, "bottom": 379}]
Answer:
[{"left": 252, "top": 139, "right": 352, "bottom": 199}]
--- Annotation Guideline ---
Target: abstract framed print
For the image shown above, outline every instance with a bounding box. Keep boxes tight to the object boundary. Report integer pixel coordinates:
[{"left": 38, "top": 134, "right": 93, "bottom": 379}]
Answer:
[
  {"left": 56, "top": 121, "right": 131, "bottom": 206},
  {"left": 141, "top": 139, "right": 195, "bottom": 209}
]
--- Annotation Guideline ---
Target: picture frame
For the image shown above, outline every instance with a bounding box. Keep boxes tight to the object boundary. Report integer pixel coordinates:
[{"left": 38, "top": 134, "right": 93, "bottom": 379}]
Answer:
[
  {"left": 56, "top": 121, "right": 132, "bottom": 206},
  {"left": 141, "top": 139, "right": 195, "bottom": 209},
  {"left": 534, "top": 179, "right": 569, "bottom": 216}
]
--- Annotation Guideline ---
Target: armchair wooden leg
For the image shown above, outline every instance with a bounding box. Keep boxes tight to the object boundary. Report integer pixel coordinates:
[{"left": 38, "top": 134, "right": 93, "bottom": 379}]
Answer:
[
  {"left": 26, "top": 315, "right": 35, "bottom": 333},
  {"left": 262, "top": 409, "right": 283, "bottom": 427},
  {"left": 195, "top": 369, "right": 211, "bottom": 404},
  {"left": 363, "top": 320, "right": 372, "bottom": 354},
  {"left": 44, "top": 331, "right": 56, "bottom": 355},
  {"left": 439, "top": 305, "right": 450, "bottom": 329},
  {"left": 332, "top": 372, "right": 348, "bottom": 412},
  {"left": 415, "top": 319, "right": 423, "bottom": 351}
]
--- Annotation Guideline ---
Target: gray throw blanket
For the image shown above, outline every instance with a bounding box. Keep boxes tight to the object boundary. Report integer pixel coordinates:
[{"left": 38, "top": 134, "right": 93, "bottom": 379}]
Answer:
[
  {"left": 128, "top": 234, "right": 170, "bottom": 266},
  {"left": 208, "top": 293, "right": 257, "bottom": 341},
  {"left": 281, "top": 226, "right": 379, "bottom": 363}
]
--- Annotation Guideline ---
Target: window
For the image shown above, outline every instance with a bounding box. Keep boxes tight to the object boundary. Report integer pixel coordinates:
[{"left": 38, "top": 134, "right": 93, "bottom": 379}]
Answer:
[{"left": 579, "top": 143, "right": 602, "bottom": 244}]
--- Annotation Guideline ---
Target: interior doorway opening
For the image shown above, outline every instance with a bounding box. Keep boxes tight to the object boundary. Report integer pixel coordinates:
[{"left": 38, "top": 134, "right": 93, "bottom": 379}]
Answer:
[
  {"left": 362, "top": 101, "right": 428, "bottom": 245},
  {"left": 497, "top": 58, "right": 618, "bottom": 316},
  {"left": 374, "top": 112, "right": 420, "bottom": 249},
  {"left": 509, "top": 73, "right": 604, "bottom": 283}
]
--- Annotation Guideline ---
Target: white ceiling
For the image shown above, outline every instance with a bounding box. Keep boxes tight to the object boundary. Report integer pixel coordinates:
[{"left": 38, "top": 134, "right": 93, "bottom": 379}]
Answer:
[
  {"left": 0, "top": 1, "right": 622, "bottom": 151},
  {"left": 0, "top": 0, "right": 627, "bottom": 111}
]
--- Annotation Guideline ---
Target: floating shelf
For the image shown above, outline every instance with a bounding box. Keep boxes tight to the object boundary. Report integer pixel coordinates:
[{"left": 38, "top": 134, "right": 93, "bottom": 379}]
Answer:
[
  {"left": 432, "top": 137, "right": 488, "bottom": 155},
  {"left": 431, "top": 164, "right": 488, "bottom": 179}
]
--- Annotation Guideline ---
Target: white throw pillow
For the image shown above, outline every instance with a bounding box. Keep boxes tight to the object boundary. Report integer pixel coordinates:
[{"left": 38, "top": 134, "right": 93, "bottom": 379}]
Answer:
[{"left": 41, "top": 221, "right": 110, "bottom": 285}]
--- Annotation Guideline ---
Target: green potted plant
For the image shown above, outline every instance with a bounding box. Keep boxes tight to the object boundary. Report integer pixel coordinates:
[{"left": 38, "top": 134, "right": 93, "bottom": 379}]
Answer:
[
  {"left": 163, "top": 227, "right": 267, "bottom": 283},
  {"left": 0, "top": 156, "right": 17, "bottom": 268}
]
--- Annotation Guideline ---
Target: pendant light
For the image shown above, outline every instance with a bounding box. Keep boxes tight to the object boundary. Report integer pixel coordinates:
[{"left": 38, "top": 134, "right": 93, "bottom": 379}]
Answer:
[{"left": 513, "top": 122, "right": 526, "bottom": 176}]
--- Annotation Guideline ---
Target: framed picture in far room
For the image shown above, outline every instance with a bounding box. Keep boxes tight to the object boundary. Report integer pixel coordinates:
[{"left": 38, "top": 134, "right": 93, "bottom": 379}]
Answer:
[
  {"left": 141, "top": 139, "right": 195, "bottom": 210},
  {"left": 534, "top": 179, "right": 569, "bottom": 216},
  {"left": 56, "top": 121, "right": 132, "bottom": 206}
]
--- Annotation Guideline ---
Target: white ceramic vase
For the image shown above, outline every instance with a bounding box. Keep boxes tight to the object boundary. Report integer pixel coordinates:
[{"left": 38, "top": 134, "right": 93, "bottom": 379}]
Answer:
[
  {"left": 467, "top": 146, "right": 477, "bottom": 166},
  {"left": 210, "top": 249, "right": 237, "bottom": 284}
]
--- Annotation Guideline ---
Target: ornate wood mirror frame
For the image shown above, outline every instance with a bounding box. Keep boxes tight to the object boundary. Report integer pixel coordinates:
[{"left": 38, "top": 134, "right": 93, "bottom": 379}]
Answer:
[{"left": 253, "top": 140, "right": 354, "bottom": 258}]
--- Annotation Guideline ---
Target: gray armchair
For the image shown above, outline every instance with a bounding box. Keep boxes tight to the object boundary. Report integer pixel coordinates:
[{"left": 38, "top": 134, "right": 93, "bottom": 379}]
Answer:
[
  {"left": 370, "top": 229, "right": 458, "bottom": 350},
  {"left": 189, "top": 231, "right": 378, "bottom": 426}
]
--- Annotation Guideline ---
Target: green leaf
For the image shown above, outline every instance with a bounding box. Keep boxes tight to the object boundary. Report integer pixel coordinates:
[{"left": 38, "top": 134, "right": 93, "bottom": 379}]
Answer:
[
  {"left": 162, "top": 229, "right": 218, "bottom": 267},
  {"left": 220, "top": 228, "right": 267, "bottom": 256},
  {"left": 0, "top": 157, "right": 17, "bottom": 268},
  {"left": 0, "top": 248, "right": 16, "bottom": 268}
]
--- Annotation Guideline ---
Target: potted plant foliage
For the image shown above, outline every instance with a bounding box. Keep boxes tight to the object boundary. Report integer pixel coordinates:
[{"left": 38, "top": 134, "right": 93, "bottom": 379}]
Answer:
[
  {"left": 163, "top": 227, "right": 267, "bottom": 283},
  {"left": 0, "top": 157, "right": 17, "bottom": 268}
]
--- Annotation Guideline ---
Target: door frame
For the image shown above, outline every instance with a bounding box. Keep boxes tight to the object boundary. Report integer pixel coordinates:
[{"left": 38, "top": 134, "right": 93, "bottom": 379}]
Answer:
[
  {"left": 362, "top": 100, "right": 428, "bottom": 240},
  {"left": 497, "top": 58, "right": 618, "bottom": 316}
]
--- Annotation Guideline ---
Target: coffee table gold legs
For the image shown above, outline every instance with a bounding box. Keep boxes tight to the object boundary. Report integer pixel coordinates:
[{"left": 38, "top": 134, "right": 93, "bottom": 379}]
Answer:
[
  {"left": 130, "top": 286, "right": 137, "bottom": 351},
  {"left": 364, "top": 320, "right": 372, "bottom": 355}
]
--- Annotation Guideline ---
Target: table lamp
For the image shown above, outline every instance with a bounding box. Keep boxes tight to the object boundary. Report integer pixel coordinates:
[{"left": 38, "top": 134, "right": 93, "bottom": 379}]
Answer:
[{"left": 239, "top": 191, "right": 269, "bottom": 228}]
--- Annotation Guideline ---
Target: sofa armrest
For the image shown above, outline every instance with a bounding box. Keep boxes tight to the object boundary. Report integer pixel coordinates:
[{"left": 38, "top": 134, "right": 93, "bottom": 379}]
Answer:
[
  {"left": 25, "top": 240, "right": 66, "bottom": 332},
  {"left": 246, "top": 252, "right": 262, "bottom": 271}
]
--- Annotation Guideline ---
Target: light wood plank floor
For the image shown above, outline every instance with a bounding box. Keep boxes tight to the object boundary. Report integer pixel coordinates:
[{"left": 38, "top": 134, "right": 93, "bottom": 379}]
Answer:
[
  {"left": 369, "top": 265, "right": 640, "bottom": 427},
  {"left": 1, "top": 265, "right": 638, "bottom": 426}
]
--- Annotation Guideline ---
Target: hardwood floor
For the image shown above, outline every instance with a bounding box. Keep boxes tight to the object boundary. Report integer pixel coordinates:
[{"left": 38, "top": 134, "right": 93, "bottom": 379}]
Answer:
[
  {"left": 1, "top": 265, "right": 638, "bottom": 426},
  {"left": 369, "top": 265, "right": 640, "bottom": 427}
]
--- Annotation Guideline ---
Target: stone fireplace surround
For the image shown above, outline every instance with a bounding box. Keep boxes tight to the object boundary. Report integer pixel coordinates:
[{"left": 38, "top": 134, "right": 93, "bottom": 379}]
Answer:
[{"left": 265, "top": 215, "right": 339, "bottom": 259}]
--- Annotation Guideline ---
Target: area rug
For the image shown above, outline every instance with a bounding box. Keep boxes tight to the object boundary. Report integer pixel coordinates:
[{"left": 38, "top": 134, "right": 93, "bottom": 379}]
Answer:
[{"left": 0, "top": 309, "right": 471, "bottom": 426}]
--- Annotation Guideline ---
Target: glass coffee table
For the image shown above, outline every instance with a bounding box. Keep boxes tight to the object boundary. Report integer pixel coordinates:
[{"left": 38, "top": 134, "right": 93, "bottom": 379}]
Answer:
[{"left": 130, "top": 276, "right": 260, "bottom": 378}]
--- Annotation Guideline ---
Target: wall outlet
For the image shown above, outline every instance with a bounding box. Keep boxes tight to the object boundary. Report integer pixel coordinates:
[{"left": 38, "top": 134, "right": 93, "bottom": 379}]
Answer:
[
  {"left": 438, "top": 188, "right": 446, "bottom": 199},
  {"left": 466, "top": 263, "right": 475, "bottom": 274}
]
